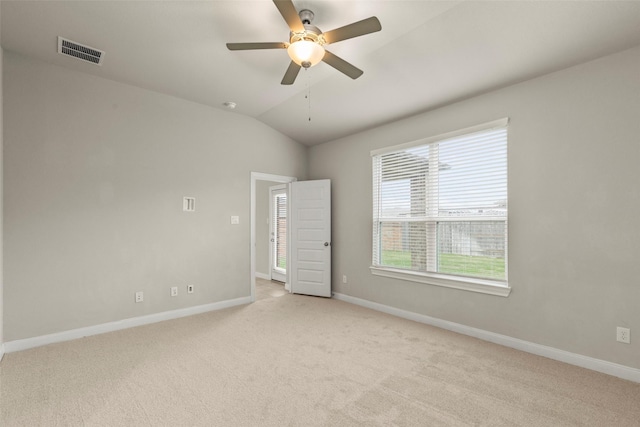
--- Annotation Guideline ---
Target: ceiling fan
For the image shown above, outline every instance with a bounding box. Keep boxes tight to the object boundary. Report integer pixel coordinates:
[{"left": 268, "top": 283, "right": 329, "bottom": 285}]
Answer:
[{"left": 226, "top": 0, "right": 382, "bottom": 85}]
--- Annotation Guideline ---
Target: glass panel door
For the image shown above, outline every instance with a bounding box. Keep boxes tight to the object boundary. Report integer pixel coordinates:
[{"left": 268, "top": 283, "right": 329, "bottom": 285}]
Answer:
[{"left": 270, "top": 186, "right": 287, "bottom": 282}]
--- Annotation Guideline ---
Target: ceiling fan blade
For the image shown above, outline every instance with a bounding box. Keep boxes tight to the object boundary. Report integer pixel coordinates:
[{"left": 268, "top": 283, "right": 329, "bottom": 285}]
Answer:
[
  {"left": 281, "top": 61, "right": 302, "bottom": 85},
  {"left": 226, "top": 42, "right": 287, "bottom": 51},
  {"left": 322, "top": 17, "right": 382, "bottom": 45},
  {"left": 322, "top": 50, "right": 363, "bottom": 80},
  {"left": 273, "top": 0, "right": 304, "bottom": 33}
]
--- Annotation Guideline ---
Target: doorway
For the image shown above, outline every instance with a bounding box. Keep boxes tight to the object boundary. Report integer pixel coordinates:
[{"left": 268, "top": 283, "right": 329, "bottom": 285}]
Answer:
[
  {"left": 251, "top": 174, "right": 332, "bottom": 302},
  {"left": 250, "top": 172, "right": 297, "bottom": 302}
]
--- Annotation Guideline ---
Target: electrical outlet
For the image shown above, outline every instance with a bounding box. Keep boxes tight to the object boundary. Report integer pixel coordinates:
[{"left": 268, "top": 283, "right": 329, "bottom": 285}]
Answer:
[
  {"left": 187, "top": 284, "right": 194, "bottom": 294},
  {"left": 183, "top": 197, "right": 195, "bottom": 212},
  {"left": 342, "top": 275, "right": 347, "bottom": 284},
  {"left": 617, "top": 327, "right": 631, "bottom": 344},
  {"left": 135, "top": 291, "right": 143, "bottom": 303},
  {"left": 170, "top": 286, "right": 178, "bottom": 297}
]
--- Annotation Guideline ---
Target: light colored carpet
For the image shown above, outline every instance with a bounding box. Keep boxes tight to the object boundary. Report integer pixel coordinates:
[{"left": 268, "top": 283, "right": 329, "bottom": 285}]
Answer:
[{"left": 1, "top": 279, "right": 639, "bottom": 426}]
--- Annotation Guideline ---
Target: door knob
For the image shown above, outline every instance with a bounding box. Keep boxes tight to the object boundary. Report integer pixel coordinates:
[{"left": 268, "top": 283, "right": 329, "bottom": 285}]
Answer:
[{"left": 324, "top": 242, "right": 330, "bottom": 247}]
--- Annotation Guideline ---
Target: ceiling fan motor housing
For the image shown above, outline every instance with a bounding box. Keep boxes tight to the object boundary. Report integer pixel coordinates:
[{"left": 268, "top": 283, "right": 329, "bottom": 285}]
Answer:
[
  {"left": 288, "top": 9, "right": 325, "bottom": 44},
  {"left": 289, "top": 25, "right": 324, "bottom": 45}
]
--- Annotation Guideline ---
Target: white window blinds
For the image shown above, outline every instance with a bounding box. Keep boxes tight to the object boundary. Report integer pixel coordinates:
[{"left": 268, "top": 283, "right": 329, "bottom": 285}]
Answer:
[{"left": 372, "top": 119, "right": 508, "bottom": 283}]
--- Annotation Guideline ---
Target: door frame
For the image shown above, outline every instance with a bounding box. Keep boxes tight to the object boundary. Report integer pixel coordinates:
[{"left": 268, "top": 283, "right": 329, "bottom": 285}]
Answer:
[{"left": 250, "top": 172, "right": 297, "bottom": 302}]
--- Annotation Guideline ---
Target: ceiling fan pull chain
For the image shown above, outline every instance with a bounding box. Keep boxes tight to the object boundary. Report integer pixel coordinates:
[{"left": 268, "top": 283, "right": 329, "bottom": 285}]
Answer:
[{"left": 306, "top": 69, "right": 312, "bottom": 122}]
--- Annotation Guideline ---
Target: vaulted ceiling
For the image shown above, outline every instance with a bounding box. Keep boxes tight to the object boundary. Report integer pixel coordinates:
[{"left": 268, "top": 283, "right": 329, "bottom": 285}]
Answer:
[{"left": 3, "top": 1, "right": 640, "bottom": 145}]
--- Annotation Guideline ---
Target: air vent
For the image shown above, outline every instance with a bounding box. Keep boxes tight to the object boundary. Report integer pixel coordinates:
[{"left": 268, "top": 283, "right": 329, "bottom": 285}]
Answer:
[{"left": 57, "top": 37, "right": 104, "bottom": 65}]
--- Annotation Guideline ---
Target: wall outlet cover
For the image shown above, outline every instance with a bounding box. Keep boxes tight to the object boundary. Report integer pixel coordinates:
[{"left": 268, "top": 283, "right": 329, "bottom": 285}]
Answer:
[{"left": 617, "top": 327, "right": 631, "bottom": 344}]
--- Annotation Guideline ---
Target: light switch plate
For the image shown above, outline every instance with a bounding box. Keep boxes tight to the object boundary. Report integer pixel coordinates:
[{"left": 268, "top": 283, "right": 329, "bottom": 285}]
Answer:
[{"left": 231, "top": 216, "right": 240, "bottom": 225}]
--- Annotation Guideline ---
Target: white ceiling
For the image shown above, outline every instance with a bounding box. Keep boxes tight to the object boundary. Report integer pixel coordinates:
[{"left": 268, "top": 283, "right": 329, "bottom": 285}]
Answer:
[{"left": 2, "top": 1, "right": 640, "bottom": 146}]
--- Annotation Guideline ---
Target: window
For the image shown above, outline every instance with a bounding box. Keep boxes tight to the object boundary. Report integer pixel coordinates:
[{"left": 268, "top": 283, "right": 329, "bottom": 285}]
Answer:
[{"left": 371, "top": 119, "right": 510, "bottom": 296}]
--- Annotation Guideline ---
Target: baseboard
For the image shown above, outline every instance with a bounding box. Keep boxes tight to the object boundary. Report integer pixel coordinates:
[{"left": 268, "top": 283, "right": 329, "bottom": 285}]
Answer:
[
  {"left": 255, "top": 272, "right": 270, "bottom": 280},
  {"left": 0, "top": 343, "right": 5, "bottom": 363},
  {"left": 4, "top": 296, "right": 252, "bottom": 354},
  {"left": 333, "top": 292, "right": 640, "bottom": 383}
]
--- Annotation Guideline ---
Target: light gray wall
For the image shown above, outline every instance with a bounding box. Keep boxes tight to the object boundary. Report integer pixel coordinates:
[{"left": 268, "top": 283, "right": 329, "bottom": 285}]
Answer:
[
  {"left": 255, "top": 180, "right": 280, "bottom": 277},
  {"left": 0, "top": 8, "right": 4, "bottom": 351},
  {"left": 309, "top": 46, "right": 640, "bottom": 369},
  {"left": 3, "top": 52, "right": 307, "bottom": 341}
]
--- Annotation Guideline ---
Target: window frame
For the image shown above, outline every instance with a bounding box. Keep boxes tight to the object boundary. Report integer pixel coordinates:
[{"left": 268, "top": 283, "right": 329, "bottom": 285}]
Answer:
[{"left": 370, "top": 118, "right": 511, "bottom": 297}]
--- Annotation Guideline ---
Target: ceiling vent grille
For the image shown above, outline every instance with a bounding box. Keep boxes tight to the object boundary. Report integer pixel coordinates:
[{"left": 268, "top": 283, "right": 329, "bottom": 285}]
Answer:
[{"left": 57, "top": 37, "right": 104, "bottom": 65}]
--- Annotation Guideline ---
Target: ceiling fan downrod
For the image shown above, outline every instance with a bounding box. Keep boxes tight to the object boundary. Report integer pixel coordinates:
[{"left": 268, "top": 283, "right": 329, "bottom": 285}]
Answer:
[{"left": 299, "top": 9, "right": 314, "bottom": 25}]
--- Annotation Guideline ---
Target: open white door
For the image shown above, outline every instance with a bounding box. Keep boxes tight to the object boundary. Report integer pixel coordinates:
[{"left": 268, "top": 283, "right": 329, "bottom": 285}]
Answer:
[{"left": 289, "top": 179, "right": 331, "bottom": 297}]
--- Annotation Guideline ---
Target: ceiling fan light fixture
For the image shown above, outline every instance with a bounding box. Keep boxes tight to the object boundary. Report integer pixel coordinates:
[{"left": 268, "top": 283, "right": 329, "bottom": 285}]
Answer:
[
  {"left": 287, "top": 40, "right": 325, "bottom": 68},
  {"left": 226, "top": 1, "right": 382, "bottom": 84}
]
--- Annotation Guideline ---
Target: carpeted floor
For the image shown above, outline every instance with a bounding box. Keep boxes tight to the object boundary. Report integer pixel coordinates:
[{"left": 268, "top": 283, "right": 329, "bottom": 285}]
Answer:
[{"left": 1, "top": 279, "right": 639, "bottom": 426}]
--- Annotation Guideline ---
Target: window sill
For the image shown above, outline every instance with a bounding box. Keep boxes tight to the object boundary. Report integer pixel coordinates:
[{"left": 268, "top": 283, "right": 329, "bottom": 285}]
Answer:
[{"left": 369, "top": 266, "right": 511, "bottom": 297}]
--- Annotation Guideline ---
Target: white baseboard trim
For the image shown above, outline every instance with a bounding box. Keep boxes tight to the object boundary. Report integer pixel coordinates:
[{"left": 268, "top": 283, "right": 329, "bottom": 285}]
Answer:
[
  {"left": 4, "top": 296, "right": 252, "bottom": 354},
  {"left": 255, "top": 272, "right": 270, "bottom": 280},
  {"left": 333, "top": 292, "right": 640, "bottom": 383}
]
